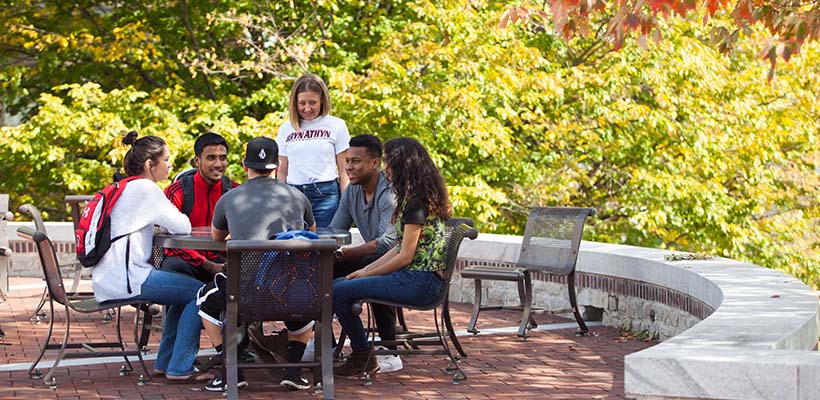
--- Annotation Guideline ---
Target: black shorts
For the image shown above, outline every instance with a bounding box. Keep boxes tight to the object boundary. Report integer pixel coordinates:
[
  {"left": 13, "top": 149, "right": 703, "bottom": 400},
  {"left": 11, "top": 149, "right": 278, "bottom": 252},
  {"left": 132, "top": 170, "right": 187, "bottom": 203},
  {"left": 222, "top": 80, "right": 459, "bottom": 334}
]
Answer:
[{"left": 196, "top": 273, "right": 313, "bottom": 334}]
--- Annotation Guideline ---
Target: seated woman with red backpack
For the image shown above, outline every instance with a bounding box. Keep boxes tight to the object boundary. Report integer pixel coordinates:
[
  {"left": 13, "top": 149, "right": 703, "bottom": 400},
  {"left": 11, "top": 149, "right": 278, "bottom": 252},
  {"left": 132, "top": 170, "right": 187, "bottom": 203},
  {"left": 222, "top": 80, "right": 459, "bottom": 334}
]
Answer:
[{"left": 90, "top": 131, "right": 209, "bottom": 383}]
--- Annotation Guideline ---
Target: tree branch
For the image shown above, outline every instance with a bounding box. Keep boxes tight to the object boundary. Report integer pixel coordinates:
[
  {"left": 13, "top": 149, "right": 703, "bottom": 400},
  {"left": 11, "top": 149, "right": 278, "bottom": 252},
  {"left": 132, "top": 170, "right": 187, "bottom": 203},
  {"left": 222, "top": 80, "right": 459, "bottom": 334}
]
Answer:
[{"left": 179, "top": 0, "right": 216, "bottom": 99}]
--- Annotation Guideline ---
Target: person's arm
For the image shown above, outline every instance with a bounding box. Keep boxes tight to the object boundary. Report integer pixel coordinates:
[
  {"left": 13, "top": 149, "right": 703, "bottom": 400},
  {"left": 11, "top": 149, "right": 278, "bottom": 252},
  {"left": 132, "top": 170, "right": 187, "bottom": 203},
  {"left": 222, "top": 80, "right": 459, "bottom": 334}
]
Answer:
[
  {"left": 328, "top": 187, "right": 353, "bottom": 230},
  {"left": 162, "top": 180, "right": 212, "bottom": 268},
  {"left": 347, "top": 223, "right": 421, "bottom": 279},
  {"left": 163, "top": 182, "right": 183, "bottom": 211},
  {"left": 352, "top": 246, "right": 396, "bottom": 273},
  {"left": 277, "top": 156, "right": 289, "bottom": 183},
  {"left": 211, "top": 196, "right": 229, "bottom": 242},
  {"left": 328, "top": 188, "right": 364, "bottom": 260},
  {"left": 303, "top": 196, "right": 316, "bottom": 232},
  {"left": 337, "top": 241, "right": 377, "bottom": 262},
  {"left": 370, "top": 188, "right": 398, "bottom": 258},
  {"left": 335, "top": 120, "right": 351, "bottom": 192},
  {"left": 339, "top": 186, "right": 397, "bottom": 263},
  {"left": 150, "top": 182, "right": 191, "bottom": 234},
  {"left": 335, "top": 150, "right": 349, "bottom": 192},
  {"left": 212, "top": 226, "right": 229, "bottom": 242},
  {"left": 164, "top": 247, "right": 207, "bottom": 266}
]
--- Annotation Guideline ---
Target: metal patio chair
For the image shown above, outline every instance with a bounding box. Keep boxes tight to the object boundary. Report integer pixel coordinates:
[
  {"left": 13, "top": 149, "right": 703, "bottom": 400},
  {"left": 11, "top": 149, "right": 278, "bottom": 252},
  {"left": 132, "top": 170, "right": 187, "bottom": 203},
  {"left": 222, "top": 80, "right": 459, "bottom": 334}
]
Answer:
[
  {"left": 16, "top": 226, "right": 153, "bottom": 389},
  {"left": 18, "top": 204, "right": 89, "bottom": 323},
  {"left": 393, "top": 218, "right": 474, "bottom": 337},
  {"left": 462, "top": 207, "right": 595, "bottom": 338},
  {"left": 334, "top": 218, "right": 476, "bottom": 361},
  {"left": 350, "top": 223, "right": 478, "bottom": 384},
  {"left": 223, "top": 239, "right": 337, "bottom": 400}
]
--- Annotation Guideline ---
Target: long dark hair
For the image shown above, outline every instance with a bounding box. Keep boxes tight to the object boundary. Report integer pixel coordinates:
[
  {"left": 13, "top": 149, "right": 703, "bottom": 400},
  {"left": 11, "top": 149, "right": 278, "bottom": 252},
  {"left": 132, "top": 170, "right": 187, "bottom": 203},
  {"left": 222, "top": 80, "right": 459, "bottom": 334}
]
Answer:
[
  {"left": 122, "top": 131, "right": 166, "bottom": 177},
  {"left": 384, "top": 137, "right": 451, "bottom": 222}
]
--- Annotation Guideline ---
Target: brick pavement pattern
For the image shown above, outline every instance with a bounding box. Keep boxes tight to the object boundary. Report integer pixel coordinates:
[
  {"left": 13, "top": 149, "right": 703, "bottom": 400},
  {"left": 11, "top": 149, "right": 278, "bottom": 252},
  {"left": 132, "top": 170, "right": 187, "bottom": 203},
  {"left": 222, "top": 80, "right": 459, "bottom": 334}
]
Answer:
[{"left": 0, "top": 277, "right": 653, "bottom": 399}]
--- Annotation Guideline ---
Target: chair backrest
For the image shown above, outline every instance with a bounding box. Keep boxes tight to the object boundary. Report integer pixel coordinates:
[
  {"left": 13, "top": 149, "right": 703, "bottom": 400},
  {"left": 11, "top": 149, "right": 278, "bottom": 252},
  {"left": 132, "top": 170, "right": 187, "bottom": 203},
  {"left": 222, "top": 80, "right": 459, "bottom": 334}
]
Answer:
[
  {"left": 18, "top": 204, "right": 47, "bottom": 234},
  {"left": 516, "top": 207, "right": 595, "bottom": 276},
  {"left": 424, "top": 223, "right": 478, "bottom": 309},
  {"left": 224, "top": 239, "right": 336, "bottom": 324},
  {"left": 64, "top": 195, "right": 94, "bottom": 232},
  {"left": 17, "top": 226, "right": 68, "bottom": 305},
  {"left": 445, "top": 217, "right": 474, "bottom": 240}
]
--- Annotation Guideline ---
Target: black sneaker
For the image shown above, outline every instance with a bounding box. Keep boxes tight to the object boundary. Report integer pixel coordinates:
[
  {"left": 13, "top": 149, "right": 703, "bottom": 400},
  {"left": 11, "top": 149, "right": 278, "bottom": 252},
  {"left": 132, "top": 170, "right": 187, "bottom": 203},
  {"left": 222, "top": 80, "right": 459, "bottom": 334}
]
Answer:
[
  {"left": 205, "top": 369, "right": 248, "bottom": 392},
  {"left": 198, "top": 353, "right": 223, "bottom": 373},
  {"left": 280, "top": 368, "right": 310, "bottom": 390}
]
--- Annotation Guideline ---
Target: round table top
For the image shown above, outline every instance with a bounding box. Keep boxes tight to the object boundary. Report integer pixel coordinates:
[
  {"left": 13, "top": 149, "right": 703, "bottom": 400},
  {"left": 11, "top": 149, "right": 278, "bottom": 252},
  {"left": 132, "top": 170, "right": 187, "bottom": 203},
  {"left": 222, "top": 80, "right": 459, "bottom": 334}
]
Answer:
[{"left": 153, "top": 226, "right": 351, "bottom": 251}]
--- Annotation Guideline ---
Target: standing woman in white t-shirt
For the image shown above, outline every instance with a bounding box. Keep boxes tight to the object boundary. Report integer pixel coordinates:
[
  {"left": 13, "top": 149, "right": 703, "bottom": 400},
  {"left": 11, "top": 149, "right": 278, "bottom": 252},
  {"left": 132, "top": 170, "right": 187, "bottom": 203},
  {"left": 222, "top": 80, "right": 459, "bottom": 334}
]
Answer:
[{"left": 276, "top": 73, "right": 350, "bottom": 227}]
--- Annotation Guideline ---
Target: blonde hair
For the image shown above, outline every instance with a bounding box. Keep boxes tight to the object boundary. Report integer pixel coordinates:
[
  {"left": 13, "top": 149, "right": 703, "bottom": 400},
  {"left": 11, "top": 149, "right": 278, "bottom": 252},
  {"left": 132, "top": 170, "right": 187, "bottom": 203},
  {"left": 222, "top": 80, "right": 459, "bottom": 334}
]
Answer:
[{"left": 288, "top": 73, "right": 332, "bottom": 131}]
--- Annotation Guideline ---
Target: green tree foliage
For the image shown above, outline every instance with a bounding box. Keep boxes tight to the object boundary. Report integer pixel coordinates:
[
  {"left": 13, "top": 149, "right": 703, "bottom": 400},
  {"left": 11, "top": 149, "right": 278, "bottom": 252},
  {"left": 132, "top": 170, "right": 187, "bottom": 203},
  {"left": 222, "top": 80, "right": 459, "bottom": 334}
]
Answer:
[
  {"left": 1, "top": 1, "right": 818, "bottom": 287},
  {"left": 527, "top": 21, "right": 820, "bottom": 286},
  {"left": 0, "top": 82, "right": 282, "bottom": 218},
  {"left": 0, "top": 0, "right": 415, "bottom": 117}
]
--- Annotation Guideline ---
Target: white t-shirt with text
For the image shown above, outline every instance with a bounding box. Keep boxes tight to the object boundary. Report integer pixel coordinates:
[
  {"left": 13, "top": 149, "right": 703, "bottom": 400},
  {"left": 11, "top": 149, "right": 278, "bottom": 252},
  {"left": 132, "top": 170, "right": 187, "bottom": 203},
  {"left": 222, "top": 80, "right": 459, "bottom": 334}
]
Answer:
[{"left": 276, "top": 115, "right": 350, "bottom": 185}]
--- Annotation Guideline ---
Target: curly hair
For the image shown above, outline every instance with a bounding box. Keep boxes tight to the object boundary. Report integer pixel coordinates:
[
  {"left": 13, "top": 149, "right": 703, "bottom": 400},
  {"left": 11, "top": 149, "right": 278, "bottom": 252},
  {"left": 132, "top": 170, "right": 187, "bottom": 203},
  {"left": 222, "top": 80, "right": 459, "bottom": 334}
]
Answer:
[
  {"left": 384, "top": 137, "right": 451, "bottom": 222},
  {"left": 121, "top": 131, "right": 166, "bottom": 177}
]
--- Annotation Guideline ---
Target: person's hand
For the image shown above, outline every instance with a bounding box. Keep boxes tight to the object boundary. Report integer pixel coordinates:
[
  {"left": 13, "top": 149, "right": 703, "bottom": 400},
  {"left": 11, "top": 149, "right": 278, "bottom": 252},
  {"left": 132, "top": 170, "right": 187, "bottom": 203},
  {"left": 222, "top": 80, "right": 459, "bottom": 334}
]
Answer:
[
  {"left": 346, "top": 269, "right": 368, "bottom": 280},
  {"left": 201, "top": 260, "right": 225, "bottom": 275}
]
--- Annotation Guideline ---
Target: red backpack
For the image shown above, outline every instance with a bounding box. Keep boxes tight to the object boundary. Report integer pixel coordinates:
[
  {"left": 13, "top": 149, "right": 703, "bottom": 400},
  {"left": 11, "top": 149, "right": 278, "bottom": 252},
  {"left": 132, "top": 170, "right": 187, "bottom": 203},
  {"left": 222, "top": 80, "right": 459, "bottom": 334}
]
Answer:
[{"left": 75, "top": 176, "right": 140, "bottom": 268}]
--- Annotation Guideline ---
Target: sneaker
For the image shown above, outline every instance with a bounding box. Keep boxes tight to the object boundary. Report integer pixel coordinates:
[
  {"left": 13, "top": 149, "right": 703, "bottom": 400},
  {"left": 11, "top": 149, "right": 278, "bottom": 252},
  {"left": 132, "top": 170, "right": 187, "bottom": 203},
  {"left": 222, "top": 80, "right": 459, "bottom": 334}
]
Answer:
[
  {"left": 300, "top": 338, "right": 314, "bottom": 362},
  {"left": 204, "top": 369, "right": 248, "bottom": 392},
  {"left": 248, "top": 322, "right": 289, "bottom": 363},
  {"left": 376, "top": 346, "right": 403, "bottom": 373},
  {"left": 280, "top": 368, "right": 310, "bottom": 390},
  {"left": 300, "top": 337, "right": 339, "bottom": 362},
  {"left": 198, "top": 353, "right": 223, "bottom": 373}
]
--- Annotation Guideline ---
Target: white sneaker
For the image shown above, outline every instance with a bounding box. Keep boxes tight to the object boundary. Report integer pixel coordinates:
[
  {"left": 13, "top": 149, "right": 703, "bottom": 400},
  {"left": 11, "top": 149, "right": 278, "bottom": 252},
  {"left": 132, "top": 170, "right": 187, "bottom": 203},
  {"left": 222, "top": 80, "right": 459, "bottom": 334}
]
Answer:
[
  {"left": 376, "top": 346, "right": 403, "bottom": 373},
  {"left": 299, "top": 337, "right": 338, "bottom": 362}
]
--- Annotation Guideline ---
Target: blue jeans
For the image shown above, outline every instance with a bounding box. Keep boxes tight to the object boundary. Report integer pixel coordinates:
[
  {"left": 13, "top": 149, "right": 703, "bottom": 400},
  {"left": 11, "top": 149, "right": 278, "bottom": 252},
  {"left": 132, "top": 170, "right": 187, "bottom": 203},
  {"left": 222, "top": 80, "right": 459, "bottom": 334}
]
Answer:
[
  {"left": 291, "top": 180, "right": 339, "bottom": 228},
  {"left": 130, "top": 269, "right": 204, "bottom": 377},
  {"left": 333, "top": 269, "right": 443, "bottom": 352}
]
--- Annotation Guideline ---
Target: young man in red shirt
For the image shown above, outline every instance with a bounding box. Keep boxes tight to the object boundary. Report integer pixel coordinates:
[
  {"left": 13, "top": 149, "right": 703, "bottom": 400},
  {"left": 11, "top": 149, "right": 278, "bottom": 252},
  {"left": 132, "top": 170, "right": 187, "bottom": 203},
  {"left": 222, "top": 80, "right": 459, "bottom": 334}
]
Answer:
[{"left": 162, "top": 132, "right": 239, "bottom": 281}]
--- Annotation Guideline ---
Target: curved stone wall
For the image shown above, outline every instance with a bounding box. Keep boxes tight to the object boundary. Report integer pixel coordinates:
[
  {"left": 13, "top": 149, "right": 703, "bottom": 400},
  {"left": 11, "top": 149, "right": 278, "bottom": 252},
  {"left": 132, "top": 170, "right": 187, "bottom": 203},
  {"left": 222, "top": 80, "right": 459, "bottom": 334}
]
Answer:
[{"left": 451, "top": 232, "right": 820, "bottom": 400}]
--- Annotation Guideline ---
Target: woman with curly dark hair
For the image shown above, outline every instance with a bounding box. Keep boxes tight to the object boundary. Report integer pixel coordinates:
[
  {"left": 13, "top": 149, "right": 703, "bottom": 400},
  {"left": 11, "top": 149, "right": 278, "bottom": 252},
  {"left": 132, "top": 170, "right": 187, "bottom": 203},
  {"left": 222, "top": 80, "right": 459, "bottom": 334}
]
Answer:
[{"left": 333, "top": 137, "right": 451, "bottom": 376}]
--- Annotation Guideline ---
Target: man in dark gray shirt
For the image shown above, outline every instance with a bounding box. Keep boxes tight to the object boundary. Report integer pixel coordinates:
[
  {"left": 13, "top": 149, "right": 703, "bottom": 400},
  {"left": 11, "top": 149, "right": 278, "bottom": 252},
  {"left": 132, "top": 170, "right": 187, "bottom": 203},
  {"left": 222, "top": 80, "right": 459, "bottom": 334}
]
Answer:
[
  {"left": 328, "top": 134, "right": 402, "bottom": 372},
  {"left": 198, "top": 137, "right": 316, "bottom": 391}
]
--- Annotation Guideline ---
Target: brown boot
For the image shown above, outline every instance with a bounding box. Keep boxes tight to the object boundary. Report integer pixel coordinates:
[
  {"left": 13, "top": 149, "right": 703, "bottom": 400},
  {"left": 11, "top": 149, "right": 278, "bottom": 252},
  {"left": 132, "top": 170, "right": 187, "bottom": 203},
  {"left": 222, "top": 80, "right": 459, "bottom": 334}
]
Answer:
[{"left": 333, "top": 350, "right": 379, "bottom": 376}]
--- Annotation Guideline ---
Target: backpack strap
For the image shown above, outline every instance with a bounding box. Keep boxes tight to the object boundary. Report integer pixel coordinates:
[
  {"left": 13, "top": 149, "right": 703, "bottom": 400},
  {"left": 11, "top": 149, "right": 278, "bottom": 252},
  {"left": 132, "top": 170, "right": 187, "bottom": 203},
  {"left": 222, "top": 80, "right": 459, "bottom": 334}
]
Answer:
[
  {"left": 181, "top": 174, "right": 195, "bottom": 217},
  {"left": 124, "top": 234, "right": 132, "bottom": 294},
  {"left": 182, "top": 174, "right": 231, "bottom": 217},
  {"left": 221, "top": 176, "right": 232, "bottom": 195}
]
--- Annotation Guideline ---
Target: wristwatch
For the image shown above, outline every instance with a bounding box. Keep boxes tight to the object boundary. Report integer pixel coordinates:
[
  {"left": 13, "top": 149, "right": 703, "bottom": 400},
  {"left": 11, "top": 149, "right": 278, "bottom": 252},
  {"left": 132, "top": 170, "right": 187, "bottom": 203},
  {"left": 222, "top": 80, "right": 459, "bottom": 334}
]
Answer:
[{"left": 334, "top": 248, "right": 344, "bottom": 260}]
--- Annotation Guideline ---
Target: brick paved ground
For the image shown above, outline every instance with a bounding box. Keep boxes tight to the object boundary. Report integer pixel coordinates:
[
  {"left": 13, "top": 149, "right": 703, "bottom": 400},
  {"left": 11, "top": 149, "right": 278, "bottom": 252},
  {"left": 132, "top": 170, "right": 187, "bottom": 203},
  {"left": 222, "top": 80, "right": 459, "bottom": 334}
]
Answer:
[{"left": 0, "top": 277, "right": 654, "bottom": 399}]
